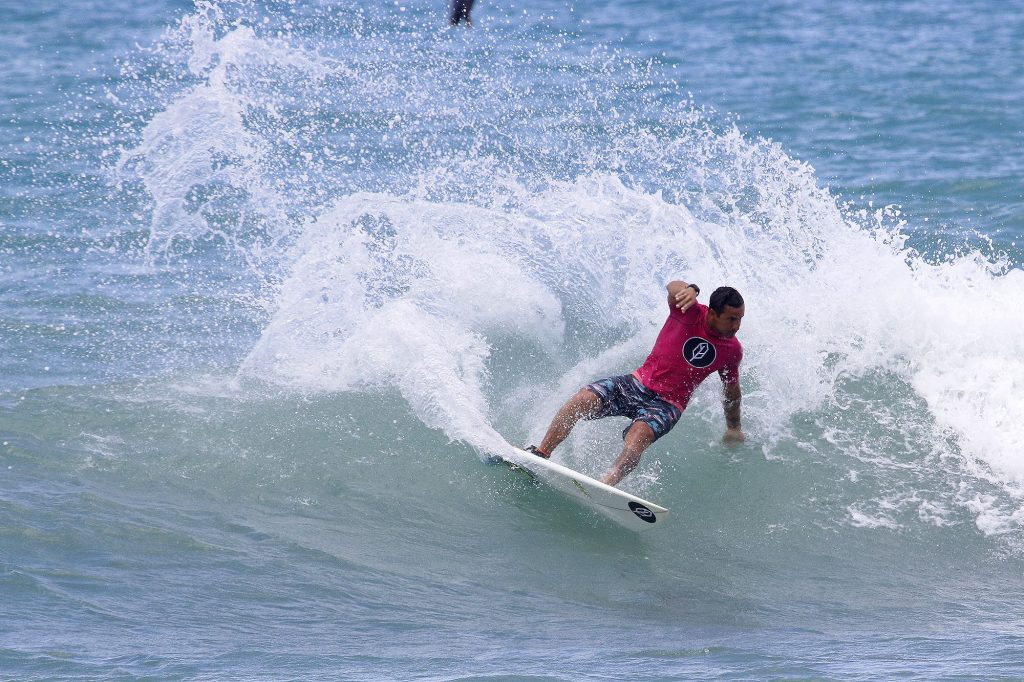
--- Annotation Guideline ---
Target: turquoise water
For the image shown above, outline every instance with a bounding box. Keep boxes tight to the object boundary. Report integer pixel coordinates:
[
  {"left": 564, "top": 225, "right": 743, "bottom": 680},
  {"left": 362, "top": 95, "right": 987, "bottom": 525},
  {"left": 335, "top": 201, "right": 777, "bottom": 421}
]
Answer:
[{"left": 3, "top": 1, "right": 1024, "bottom": 679}]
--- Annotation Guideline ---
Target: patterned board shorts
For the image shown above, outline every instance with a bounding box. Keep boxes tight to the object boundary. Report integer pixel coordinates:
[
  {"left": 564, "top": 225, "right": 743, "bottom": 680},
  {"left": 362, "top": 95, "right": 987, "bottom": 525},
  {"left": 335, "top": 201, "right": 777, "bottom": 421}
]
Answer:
[{"left": 585, "top": 374, "right": 683, "bottom": 441}]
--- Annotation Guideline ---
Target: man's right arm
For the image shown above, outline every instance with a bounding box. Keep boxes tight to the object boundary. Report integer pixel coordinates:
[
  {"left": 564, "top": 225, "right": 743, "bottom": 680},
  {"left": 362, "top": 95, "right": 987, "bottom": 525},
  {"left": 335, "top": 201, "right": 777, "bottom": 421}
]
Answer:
[
  {"left": 722, "top": 381, "right": 744, "bottom": 445},
  {"left": 666, "top": 280, "right": 699, "bottom": 314}
]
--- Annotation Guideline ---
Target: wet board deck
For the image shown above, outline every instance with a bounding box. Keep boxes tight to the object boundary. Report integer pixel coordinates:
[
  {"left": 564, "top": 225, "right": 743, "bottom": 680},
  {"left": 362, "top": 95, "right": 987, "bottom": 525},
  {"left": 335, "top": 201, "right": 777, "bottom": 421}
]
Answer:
[{"left": 495, "top": 448, "right": 669, "bottom": 532}]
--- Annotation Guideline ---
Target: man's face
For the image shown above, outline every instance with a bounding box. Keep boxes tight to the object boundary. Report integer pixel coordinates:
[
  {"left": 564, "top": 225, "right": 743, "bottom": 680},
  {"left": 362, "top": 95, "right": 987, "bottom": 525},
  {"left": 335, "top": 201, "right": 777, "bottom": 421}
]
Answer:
[{"left": 707, "top": 304, "right": 744, "bottom": 338}]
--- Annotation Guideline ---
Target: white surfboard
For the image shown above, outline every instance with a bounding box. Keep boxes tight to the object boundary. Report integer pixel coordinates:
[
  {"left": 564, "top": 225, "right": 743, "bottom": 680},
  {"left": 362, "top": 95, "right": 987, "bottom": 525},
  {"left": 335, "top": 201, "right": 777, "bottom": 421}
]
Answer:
[{"left": 496, "top": 448, "right": 669, "bottom": 532}]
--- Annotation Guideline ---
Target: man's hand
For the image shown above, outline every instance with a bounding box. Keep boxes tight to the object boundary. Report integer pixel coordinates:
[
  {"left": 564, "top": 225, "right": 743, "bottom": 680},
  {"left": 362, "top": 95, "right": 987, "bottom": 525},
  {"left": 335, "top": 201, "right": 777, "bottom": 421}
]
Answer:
[
  {"left": 722, "top": 427, "right": 745, "bottom": 445},
  {"left": 667, "top": 281, "right": 697, "bottom": 313}
]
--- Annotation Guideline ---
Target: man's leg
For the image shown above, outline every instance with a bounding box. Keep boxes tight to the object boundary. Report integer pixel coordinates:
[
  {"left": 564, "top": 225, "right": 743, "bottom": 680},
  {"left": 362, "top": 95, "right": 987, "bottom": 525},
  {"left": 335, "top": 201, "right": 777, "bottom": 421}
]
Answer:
[
  {"left": 601, "top": 421, "right": 656, "bottom": 486},
  {"left": 537, "top": 388, "right": 603, "bottom": 455}
]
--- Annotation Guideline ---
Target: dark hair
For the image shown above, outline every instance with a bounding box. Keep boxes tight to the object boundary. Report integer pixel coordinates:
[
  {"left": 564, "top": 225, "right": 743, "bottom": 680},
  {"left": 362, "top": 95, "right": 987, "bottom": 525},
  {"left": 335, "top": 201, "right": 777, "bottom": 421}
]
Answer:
[{"left": 709, "top": 286, "right": 744, "bottom": 313}]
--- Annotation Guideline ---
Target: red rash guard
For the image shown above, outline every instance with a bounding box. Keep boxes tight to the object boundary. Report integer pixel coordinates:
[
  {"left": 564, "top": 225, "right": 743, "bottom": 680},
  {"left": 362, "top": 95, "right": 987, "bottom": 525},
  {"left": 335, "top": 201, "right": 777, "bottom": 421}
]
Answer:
[{"left": 632, "top": 301, "right": 742, "bottom": 410}]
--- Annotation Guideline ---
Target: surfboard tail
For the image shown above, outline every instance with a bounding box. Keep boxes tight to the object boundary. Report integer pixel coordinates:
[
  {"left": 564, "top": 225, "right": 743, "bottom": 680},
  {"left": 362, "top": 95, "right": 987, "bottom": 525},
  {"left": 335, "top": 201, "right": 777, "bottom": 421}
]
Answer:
[{"left": 499, "top": 449, "right": 669, "bottom": 532}]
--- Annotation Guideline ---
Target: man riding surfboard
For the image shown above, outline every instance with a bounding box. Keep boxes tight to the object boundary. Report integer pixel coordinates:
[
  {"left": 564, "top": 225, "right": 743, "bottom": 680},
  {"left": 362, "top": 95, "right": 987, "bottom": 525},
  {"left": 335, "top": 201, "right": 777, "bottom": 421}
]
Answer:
[{"left": 527, "top": 281, "right": 745, "bottom": 486}]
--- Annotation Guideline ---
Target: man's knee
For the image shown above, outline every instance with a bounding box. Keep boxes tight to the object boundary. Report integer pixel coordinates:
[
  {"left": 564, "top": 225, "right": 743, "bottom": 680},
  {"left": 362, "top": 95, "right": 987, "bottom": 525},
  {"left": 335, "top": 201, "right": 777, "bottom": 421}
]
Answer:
[
  {"left": 570, "top": 387, "right": 602, "bottom": 416},
  {"left": 624, "top": 421, "right": 656, "bottom": 449},
  {"left": 551, "top": 388, "right": 601, "bottom": 428}
]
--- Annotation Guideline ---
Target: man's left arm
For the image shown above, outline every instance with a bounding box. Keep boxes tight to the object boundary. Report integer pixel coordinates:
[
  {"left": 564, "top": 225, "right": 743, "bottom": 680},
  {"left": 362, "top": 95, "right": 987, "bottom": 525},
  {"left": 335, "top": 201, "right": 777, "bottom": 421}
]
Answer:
[{"left": 722, "top": 381, "right": 744, "bottom": 444}]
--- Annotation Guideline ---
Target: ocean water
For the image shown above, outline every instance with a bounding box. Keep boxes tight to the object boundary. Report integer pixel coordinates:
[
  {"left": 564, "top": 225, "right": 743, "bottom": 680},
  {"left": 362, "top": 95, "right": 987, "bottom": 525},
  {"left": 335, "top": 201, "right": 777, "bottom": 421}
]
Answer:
[{"left": 2, "top": 0, "right": 1024, "bottom": 679}]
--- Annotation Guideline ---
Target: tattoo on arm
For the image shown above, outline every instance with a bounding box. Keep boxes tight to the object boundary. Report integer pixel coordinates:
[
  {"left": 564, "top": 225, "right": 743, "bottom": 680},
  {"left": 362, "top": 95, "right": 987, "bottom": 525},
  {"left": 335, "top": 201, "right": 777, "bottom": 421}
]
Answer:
[{"left": 723, "top": 385, "right": 741, "bottom": 429}]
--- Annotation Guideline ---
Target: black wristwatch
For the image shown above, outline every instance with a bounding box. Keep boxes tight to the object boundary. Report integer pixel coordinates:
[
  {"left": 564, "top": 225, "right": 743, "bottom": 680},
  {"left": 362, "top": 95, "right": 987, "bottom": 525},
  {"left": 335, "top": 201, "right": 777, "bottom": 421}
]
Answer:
[{"left": 687, "top": 283, "right": 700, "bottom": 296}]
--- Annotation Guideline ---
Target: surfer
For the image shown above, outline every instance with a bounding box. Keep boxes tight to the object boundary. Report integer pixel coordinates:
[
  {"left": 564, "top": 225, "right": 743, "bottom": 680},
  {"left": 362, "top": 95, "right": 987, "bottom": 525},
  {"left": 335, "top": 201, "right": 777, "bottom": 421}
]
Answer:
[
  {"left": 450, "top": 0, "right": 475, "bottom": 25},
  {"left": 527, "top": 282, "right": 744, "bottom": 487}
]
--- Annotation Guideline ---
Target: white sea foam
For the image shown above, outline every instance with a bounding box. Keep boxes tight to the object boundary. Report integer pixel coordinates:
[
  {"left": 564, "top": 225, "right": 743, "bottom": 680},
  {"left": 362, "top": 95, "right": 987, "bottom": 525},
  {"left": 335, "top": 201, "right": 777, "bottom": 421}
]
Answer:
[
  {"left": 246, "top": 171, "right": 1024, "bottom": 538},
  {"left": 239, "top": 192, "right": 566, "bottom": 454},
  {"left": 117, "top": 4, "right": 331, "bottom": 263},
  {"left": 122, "top": 1, "right": 1024, "bottom": 535}
]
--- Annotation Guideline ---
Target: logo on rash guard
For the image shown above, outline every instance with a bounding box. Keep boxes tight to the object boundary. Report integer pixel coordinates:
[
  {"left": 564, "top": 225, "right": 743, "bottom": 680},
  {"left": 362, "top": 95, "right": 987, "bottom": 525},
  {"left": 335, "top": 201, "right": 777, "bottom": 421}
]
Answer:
[{"left": 682, "top": 337, "right": 716, "bottom": 368}]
